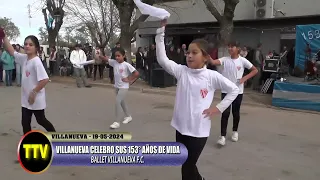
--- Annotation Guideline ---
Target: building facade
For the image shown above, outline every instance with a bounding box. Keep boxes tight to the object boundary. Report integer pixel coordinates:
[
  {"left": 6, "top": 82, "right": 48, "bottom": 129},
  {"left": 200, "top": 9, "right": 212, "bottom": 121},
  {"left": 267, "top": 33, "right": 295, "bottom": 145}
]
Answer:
[{"left": 136, "top": 0, "right": 320, "bottom": 55}]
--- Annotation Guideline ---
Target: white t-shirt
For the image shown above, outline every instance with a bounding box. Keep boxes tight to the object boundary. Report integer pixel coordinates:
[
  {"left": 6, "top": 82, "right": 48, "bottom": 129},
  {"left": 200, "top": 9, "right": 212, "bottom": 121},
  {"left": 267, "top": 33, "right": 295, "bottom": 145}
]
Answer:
[
  {"left": 108, "top": 59, "right": 136, "bottom": 89},
  {"left": 218, "top": 56, "right": 253, "bottom": 94},
  {"left": 155, "top": 27, "right": 239, "bottom": 138},
  {"left": 14, "top": 52, "right": 49, "bottom": 110}
]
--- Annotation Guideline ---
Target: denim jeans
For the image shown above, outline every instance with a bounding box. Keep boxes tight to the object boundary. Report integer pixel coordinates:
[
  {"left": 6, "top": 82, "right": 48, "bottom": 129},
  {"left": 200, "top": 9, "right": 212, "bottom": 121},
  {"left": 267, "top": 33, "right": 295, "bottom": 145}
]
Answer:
[
  {"left": 5, "top": 70, "right": 13, "bottom": 86},
  {"left": 74, "top": 68, "right": 89, "bottom": 87}
]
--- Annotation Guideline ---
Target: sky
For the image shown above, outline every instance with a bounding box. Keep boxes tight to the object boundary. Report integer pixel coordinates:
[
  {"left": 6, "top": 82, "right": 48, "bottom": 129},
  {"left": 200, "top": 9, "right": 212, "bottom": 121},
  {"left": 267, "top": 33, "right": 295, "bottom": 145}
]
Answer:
[{"left": 0, "top": 0, "right": 44, "bottom": 44}]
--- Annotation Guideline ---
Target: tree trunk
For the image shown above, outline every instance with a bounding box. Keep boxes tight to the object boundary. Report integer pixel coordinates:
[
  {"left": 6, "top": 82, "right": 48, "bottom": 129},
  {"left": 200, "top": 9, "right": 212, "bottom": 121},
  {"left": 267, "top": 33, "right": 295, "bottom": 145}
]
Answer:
[
  {"left": 48, "top": 30, "right": 58, "bottom": 47},
  {"left": 202, "top": 0, "right": 239, "bottom": 47},
  {"left": 118, "top": 5, "right": 134, "bottom": 64},
  {"left": 120, "top": 34, "right": 132, "bottom": 63},
  {"left": 218, "top": 18, "right": 233, "bottom": 47},
  {"left": 42, "top": 8, "right": 64, "bottom": 48}
]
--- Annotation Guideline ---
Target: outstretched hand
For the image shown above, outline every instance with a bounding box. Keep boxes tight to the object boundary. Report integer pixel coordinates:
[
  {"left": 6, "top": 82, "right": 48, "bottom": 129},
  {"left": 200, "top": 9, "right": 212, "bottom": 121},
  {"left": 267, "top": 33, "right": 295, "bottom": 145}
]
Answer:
[
  {"left": 160, "top": 19, "right": 167, "bottom": 27},
  {"left": 122, "top": 77, "right": 130, "bottom": 83},
  {"left": 28, "top": 92, "right": 36, "bottom": 105},
  {"left": 99, "top": 55, "right": 109, "bottom": 61},
  {"left": 202, "top": 107, "right": 220, "bottom": 118}
]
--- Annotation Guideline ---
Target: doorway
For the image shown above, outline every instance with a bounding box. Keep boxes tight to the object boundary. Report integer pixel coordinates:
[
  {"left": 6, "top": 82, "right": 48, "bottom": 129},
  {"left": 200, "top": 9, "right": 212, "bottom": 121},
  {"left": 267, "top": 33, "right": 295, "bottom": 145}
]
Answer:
[{"left": 180, "top": 35, "right": 195, "bottom": 47}]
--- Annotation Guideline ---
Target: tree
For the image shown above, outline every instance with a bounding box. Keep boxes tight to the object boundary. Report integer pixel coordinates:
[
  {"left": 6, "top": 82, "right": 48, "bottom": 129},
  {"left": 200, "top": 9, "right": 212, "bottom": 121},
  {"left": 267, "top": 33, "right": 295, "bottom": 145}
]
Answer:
[
  {"left": 0, "top": 17, "right": 20, "bottom": 41},
  {"left": 202, "top": 0, "right": 239, "bottom": 46},
  {"left": 71, "top": 26, "right": 90, "bottom": 44},
  {"left": 112, "top": 0, "right": 155, "bottom": 63},
  {"left": 65, "top": 0, "right": 119, "bottom": 48},
  {"left": 38, "top": 27, "right": 49, "bottom": 44},
  {"left": 42, "top": 0, "right": 66, "bottom": 47}
]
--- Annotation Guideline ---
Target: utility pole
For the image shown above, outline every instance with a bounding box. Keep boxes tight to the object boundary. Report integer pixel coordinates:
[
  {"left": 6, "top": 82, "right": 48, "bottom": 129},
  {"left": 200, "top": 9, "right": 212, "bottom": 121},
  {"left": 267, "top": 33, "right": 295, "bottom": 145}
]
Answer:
[{"left": 28, "top": 4, "right": 32, "bottom": 27}]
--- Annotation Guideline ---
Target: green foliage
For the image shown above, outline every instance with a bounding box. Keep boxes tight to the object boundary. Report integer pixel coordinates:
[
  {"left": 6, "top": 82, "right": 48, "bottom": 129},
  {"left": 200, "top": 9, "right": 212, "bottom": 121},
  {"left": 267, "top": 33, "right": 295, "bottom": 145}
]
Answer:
[{"left": 0, "top": 17, "right": 20, "bottom": 41}]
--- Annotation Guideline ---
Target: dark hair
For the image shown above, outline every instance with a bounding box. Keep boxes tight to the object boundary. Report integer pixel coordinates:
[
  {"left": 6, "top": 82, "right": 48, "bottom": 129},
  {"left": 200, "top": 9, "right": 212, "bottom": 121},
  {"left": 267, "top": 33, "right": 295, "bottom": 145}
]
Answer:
[
  {"left": 228, "top": 40, "right": 240, "bottom": 48},
  {"left": 75, "top": 44, "right": 82, "bottom": 48},
  {"left": 190, "top": 39, "right": 210, "bottom": 56},
  {"left": 257, "top": 43, "right": 262, "bottom": 48},
  {"left": 228, "top": 40, "right": 241, "bottom": 54},
  {"left": 12, "top": 44, "right": 16, "bottom": 49},
  {"left": 114, "top": 47, "right": 126, "bottom": 56},
  {"left": 24, "top": 35, "right": 40, "bottom": 53},
  {"left": 116, "top": 42, "right": 120, "bottom": 45},
  {"left": 137, "top": 47, "right": 142, "bottom": 53}
]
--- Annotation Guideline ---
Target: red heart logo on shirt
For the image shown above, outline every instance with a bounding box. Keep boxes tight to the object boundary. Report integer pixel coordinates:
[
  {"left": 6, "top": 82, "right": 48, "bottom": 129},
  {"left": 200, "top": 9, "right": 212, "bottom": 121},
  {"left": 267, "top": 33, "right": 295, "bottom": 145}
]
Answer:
[
  {"left": 119, "top": 69, "right": 123, "bottom": 73},
  {"left": 200, "top": 88, "right": 208, "bottom": 98},
  {"left": 237, "top": 66, "right": 241, "bottom": 71},
  {"left": 26, "top": 71, "right": 30, "bottom": 77}
]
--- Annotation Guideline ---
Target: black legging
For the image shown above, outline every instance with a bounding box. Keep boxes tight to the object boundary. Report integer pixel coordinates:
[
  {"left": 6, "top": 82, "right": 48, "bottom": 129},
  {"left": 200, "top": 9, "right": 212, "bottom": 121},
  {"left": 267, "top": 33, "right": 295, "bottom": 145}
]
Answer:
[
  {"left": 93, "top": 64, "right": 104, "bottom": 79},
  {"left": 221, "top": 93, "right": 243, "bottom": 136},
  {"left": 21, "top": 107, "right": 56, "bottom": 135},
  {"left": 49, "top": 61, "right": 55, "bottom": 75},
  {"left": 109, "top": 66, "right": 114, "bottom": 83},
  {"left": 176, "top": 131, "right": 207, "bottom": 180}
]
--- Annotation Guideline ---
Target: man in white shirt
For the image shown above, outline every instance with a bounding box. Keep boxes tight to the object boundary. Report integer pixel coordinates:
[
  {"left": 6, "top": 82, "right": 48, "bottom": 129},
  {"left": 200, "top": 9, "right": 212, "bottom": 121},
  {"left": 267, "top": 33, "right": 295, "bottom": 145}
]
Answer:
[
  {"left": 70, "top": 44, "right": 91, "bottom": 88},
  {"left": 210, "top": 41, "right": 258, "bottom": 146}
]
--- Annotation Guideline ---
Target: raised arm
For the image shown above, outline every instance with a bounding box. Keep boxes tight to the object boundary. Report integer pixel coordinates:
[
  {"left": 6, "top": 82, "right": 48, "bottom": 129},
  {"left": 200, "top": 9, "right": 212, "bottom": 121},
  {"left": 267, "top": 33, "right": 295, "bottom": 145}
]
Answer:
[
  {"left": 99, "top": 54, "right": 120, "bottom": 68},
  {"left": 155, "top": 20, "right": 182, "bottom": 78},
  {"left": 2, "top": 34, "right": 27, "bottom": 65},
  {"left": 2, "top": 36, "right": 15, "bottom": 57}
]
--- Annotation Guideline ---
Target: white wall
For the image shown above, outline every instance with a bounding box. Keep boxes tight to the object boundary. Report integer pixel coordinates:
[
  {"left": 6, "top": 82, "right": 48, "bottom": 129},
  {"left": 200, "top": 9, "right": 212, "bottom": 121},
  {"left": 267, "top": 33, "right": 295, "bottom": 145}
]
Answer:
[
  {"left": 146, "top": 0, "right": 256, "bottom": 24},
  {"left": 274, "top": 0, "right": 320, "bottom": 17},
  {"left": 145, "top": 0, "right": 320, "bottom": 24}
]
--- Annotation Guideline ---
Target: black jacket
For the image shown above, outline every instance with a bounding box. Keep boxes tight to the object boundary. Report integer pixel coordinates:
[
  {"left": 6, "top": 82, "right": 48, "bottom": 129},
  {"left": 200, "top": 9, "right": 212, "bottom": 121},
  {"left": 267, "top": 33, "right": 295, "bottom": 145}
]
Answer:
[
  {"left": 147, "top": 49, "right": 157, "bottom": 70},
  {"left": 135, "top": 52, "right": 144, "bottom": 69}
]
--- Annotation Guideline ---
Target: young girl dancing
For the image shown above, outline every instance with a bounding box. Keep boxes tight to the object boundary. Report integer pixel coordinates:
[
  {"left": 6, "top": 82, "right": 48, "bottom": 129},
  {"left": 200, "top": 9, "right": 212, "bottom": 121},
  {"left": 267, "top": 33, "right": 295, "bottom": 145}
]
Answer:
[
  {"left": 1, "top": 28, "right": 56, "bottom": 135},
  {"left": 156, "top": 20, "right": 239, "bottom": 180},
  {"left": 100, "top": 48, "right": 139, "bottom": 129},
  {"left": 210, "top": 42, "right": 258, "bottom": 146}
]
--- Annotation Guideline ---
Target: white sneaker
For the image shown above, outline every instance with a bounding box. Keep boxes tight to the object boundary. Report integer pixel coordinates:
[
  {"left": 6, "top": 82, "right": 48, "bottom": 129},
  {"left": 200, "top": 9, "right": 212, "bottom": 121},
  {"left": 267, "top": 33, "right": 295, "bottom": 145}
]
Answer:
[
  {"left": 231, "top": 132, "right": 239, "bottom": 142},
  {"left": 217, "top": 136, "right": 226, "bottom": 146},
  {"left": 110, "top": 122, "right": 120, "bottom": 129},
  {"left": 122, "top": 116, "right": 132, "bottom": 124}
]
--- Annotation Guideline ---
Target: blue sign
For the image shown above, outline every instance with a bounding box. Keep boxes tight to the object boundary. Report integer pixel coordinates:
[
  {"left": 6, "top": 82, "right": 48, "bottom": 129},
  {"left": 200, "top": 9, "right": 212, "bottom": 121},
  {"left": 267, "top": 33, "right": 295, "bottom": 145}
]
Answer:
[{"left": 295, "top": 24, "right": 320, "bottom": 70}]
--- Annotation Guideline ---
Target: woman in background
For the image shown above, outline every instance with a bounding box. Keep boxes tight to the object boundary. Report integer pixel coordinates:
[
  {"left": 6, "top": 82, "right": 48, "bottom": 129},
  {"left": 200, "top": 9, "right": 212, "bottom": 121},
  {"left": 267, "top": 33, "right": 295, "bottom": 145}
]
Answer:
[
  {"left": 93, "top": 46, "right": 105, "bottom": 80},
  {"left": 287, "top": 46, "right": 295, "bottom": 76},
  {"left": 135, "top": 47, "right": 145, "bottom": 80},
  {"left": 49, "top": 46, "right": 57, "bottom": 76},
  {"left": 1, "top": 49, "right": 15, "bottom": 86}
]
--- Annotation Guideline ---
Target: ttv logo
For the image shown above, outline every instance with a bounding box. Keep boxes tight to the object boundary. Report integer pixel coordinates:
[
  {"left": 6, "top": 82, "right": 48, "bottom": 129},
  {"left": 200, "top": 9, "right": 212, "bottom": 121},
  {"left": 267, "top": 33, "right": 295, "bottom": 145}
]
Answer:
[
  {"left": 237, "top": 66, "right": 241, "bottom": 71},
  {"left": 26, "top": 71, "right": 31, "bottom": 77},
  {"left": 200, "top": 88, "right": 208, "bottom": 98},
  {"left": 119, "top": 69, "right": 124, "bottom": 73}
]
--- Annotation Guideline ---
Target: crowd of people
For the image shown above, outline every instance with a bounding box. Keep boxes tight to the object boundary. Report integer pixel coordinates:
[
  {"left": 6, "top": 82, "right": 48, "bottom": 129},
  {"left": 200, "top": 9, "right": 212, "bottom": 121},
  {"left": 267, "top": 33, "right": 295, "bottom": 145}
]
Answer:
[
  {"left": 0, "top": 19, "right": 298, "bottom": 180},
  {"left": 0, "top": 44, "right": 25, "bottom": 86}
]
